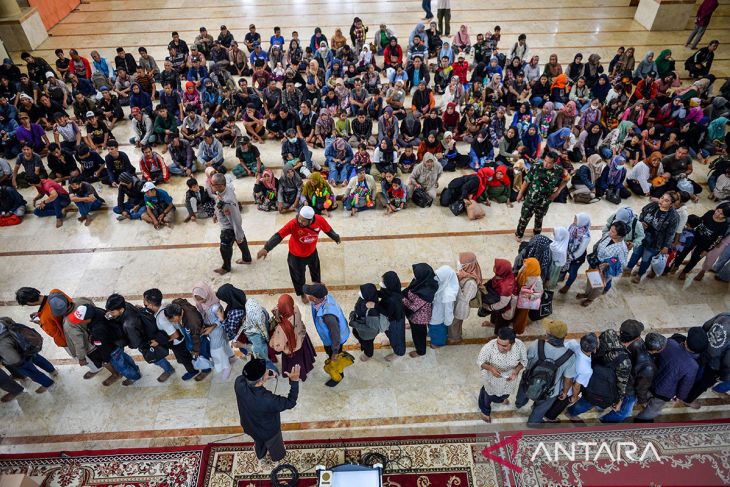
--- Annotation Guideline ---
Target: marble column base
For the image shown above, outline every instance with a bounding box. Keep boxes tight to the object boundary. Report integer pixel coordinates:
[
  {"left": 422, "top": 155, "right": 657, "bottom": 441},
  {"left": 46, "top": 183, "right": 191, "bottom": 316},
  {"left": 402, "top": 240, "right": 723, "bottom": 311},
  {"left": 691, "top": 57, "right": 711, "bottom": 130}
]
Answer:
[
  {"left": 634, "top": 0, "right": 695, "bottom": 31},
  {"left": 0, "top": 7, "right": 48, "bottom": 51}
]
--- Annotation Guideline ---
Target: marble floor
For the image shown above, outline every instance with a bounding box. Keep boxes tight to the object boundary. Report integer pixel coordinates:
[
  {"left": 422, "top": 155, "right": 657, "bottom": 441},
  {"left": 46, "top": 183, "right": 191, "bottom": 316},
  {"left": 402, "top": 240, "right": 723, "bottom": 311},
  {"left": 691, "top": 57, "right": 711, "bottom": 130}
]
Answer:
[{"left": 2, "top": 0, "right": 730, "bottom": 456}]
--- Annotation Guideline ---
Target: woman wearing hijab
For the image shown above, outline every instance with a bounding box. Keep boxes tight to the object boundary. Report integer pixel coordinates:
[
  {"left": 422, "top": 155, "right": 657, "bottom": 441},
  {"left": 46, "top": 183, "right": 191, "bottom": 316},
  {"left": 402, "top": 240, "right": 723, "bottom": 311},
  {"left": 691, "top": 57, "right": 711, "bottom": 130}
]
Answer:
[
  {"left": 520, "top": 123, "right": 541, "bottom": 161},
  {"left": 512, "top": 257, "right": 543, "bottom": 334},
  {"left": 192, "top": 282, "right": 235, "bottom": 379},
  {"left": 439, "top": 41, "right": 455, "bottom": 65},
  {"left": 571, "top": 153, "right": 605, "bottom": 203},
  {"left": 558, "top": 214, "right": 592, "bottom": 294},
  {"left": 519, "top": 234, "right": 553, "bottom": 281},
  {"left": 704, "top": 117, "right": 728, "bottom": 155},
  {"left": 350, "top": 284, "right": 384, "bottom": 361},
  {"left": 269, "top": 294, "right": 316, "bottom": 380},
  {"left": 495, "top": 125, "right": 519, "bottom": 165},
  {"left": 452, "top": 25, "right": 471, "bottom": 54},
  {"left": 301, "top": 172, "right": 337, "bottom": 216},
  {"left": 590, "top": 74, "right": 611, "bottom": 104},
  {"left": 481, "top": 258, "right": 517, "bottom": 332},
  {"left": 604, "top": 206, "right": 644, "bottom": 250},
  {"left": 547, "top": 226, "right": 569, "bottom": 290},
  {"left": 448, "top": 252, "right": 483, "bottom": 344},
  {"left": 654, "top": 49, "right": 675, "bottom": 78},
  {"left": 596, "top": 154, "right": 630, "bottom": 200},
  {"left": 632, "top": 51, "right": 657, "bottom": 84},
  {"left": 566, "top": 53, "right": 585, "bottom": 84},
  {"left": 403, "top": 263, "right": 438, "bottom": 357},
  {"left": 277, "top": 163, "right": 303, "bottom": 213},
  {"left": 254, "top": 168, "right": 279, "bottom": 212},
  {"left": 215, "top": 283, "right": 248, "bottom": 340},
  {"left": 584, "top": 54, "right": 603, "bottom": 87},
  {"left": 612, "top": 47, "right": 635, "bottom": 76},
  {"left": 576, "top": 123, "right": 603, "bottom": 161},
  {"left": 543, "top": 54, "right": 563, "bottom": 81},
  {"left": 244, "top": 298, "right": 277, "bottom": 372},
  {"left": 373, "top": 137, "right": 398, "bottom": 175},
  {"left": 546, "top": 127, "right": 572, "bottom": 155},
  {"left": 601, "top": 120, "right": 635, "bottom": 154},
  {"left": 627, "top": 151, "right": 663, "bottom": 196},
  {"left": 534, "top": 101, "right": 556, "bottom": 139},
  {"left": 485, "top": 165, "right": 512, "bottom": 206},
  {"left": 549, "top": 72, "right": 568, "bottom": 107},
  {"left": 331, "top": 29, "right": 347, "bottom": 50},
  {"left": 379, "top": 271, "right": 406, "bottom": 361},
  {"left": 429, "top": 266, "right": 460, "bottom": 348},
  {"left": 554, "top": 101, "right": 577, "bottom": 130},
  {"left": 469, "top": 129, "right": 493, "bottom": 169}
]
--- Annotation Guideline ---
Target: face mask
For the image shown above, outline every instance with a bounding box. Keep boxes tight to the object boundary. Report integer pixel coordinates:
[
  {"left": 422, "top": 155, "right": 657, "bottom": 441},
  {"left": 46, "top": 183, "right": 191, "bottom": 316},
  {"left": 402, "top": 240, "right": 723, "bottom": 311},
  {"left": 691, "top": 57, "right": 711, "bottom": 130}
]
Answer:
[
  {"left": 379, "top": 281, "right": 386, "bottom": 289},
  {"left": 288, "top": 137, "right": 297, "bottom": 143},
  {"left": 456, "top": 259, "right": 464, "bottom": 271},
  {"left": 616, "top": 164, "right": 625, "bottom": 171}
]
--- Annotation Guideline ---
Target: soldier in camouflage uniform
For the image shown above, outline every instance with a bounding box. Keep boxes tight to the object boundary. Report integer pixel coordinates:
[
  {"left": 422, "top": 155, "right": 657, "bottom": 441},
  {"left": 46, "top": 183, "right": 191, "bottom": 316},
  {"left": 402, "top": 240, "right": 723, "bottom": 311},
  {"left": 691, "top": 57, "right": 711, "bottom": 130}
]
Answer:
[{"left": 515, "top": 151, "right": 569, "bottom": 240}]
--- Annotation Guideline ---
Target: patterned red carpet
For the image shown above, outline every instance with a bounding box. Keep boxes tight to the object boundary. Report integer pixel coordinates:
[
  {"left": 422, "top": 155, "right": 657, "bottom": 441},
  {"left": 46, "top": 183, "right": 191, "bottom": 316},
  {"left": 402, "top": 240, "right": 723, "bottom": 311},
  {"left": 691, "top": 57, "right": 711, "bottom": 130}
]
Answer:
[
  {"left": 1, "top": 423, "right": 729, "bottom": 487},
  {"left": 0, "top": 446, "right": 206, "bottom": 487}
]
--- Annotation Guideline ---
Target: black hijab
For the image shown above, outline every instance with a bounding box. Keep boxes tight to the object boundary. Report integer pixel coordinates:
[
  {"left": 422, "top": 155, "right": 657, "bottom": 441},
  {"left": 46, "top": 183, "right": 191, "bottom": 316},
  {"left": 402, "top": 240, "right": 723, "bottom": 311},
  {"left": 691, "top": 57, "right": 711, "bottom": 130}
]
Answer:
[
  {"left": 216, "top": 284, "right": 247, "bottom": 314},
  {"left": 471, "top": 131, "right": 493, "bottom": 158},
  {"left": 379, "top": 271, "right": 404, "bottom": 320},
  {"left": 355, "top": 283, "right": 380, "bottom": 318},
  {"left": 406, "top": 263, "right": 438, "bottom": 303}
]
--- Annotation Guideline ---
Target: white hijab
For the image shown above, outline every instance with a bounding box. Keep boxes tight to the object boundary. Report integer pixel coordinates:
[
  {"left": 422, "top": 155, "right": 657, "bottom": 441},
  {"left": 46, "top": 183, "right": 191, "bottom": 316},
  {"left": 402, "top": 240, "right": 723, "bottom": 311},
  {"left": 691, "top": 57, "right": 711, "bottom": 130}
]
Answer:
[
  {"left": 434, "top": 265, "right": 460, "bottom": 303},
  {"left": 549, "top": 226, "right": 570, "bottom": 267}
]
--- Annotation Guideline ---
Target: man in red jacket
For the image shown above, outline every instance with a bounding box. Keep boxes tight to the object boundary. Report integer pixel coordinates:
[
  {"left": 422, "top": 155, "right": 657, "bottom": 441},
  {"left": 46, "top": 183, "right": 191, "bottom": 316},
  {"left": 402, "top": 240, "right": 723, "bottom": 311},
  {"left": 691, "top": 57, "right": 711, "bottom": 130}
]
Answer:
[{"left": 257, "top": 206, "right": 341, "bottom": 302}]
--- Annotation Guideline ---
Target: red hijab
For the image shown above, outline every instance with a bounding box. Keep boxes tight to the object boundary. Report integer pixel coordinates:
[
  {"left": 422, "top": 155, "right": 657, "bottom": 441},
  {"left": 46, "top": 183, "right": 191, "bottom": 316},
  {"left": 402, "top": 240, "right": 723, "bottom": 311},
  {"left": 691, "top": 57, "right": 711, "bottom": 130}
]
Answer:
[
  {"left": 489, "top": 165, "right": 511, "bottom": 187},
  {"left": 491, "top": 258, "right": 516, "bottom": 296},
  {"left": 276, "top": 294, "right": 297, "bottom": 355},
  {"left": 475, "top": 167, "right": 495, "bottom": 197}
]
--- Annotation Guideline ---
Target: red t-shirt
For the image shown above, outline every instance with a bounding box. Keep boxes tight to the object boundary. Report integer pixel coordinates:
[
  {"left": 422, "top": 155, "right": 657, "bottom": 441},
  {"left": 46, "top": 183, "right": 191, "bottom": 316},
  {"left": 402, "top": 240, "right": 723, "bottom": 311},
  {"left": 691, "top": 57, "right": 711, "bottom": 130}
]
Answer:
[
  {"left": 39, "top": 179, "right": 68, "bottom": 197},
  {"left": 277, "top": 215, "right": 332, "bottom": 258}
]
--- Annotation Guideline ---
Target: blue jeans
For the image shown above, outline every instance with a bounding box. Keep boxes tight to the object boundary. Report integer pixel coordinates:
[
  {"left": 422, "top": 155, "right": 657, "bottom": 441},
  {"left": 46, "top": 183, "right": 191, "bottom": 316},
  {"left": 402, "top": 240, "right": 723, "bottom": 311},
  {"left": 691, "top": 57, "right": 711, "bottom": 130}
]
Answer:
[
  {"left": 155, "top": 357, "right": 175, "bottom": 374},
  {"left": 328, "top": 161, "right": 351, "bottom": 185},
  {"left": 76, "top": 198, "right": 103, "bottom": 217},
  {"left": 713, "top": 380, "right": 730, "bottom": 393},
  {"left": 627, "top": 244, "right": 661, "bottom": 278},
  {"left": 167, "top": 162, "right": 186, "bottom": 176},
  {"left": 16, "top": 354, "right": 56, "bottom": 387},
  {"left": 600, "top": 394, "right": 637, "bottom": 422},
  {"left": 33, "top": 194, "right": 71, "bottom": 219},
  {"left": 564, "top": 259, "right": 582, "bottom": 288},
  {"left": 530, "top": 96, "right": 544, "bottom": 108},
  {"left": 113, "top": 202, "right": 146, "bottom": 219},
  {"left": 422, "top": 0, "right": 433, "bottom": 17},
  {"left": 566, "top": 395, "right": 637, "bottom": 422},
  {"left": 110, "top": 347, "right": 141, "bottom": 380},
  {"left": 200, "top": 156, "right": 224, "bottom": 170}
]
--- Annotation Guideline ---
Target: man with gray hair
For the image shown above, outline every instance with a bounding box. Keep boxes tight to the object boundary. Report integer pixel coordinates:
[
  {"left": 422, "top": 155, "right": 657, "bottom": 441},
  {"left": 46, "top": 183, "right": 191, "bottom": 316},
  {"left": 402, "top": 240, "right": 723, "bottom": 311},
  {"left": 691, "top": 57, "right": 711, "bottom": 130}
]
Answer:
[{"left": 210, "top": 173, "right": 251, "bottom": 275}]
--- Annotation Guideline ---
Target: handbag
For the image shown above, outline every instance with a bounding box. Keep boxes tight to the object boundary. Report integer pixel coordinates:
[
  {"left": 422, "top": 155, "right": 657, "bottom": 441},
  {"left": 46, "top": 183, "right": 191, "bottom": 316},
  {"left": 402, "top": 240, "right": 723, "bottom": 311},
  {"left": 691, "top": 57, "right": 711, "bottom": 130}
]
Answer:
[
  {"left": 605, "top": 187, "right": 621, "bottom": 204},
  {"left": 466, "top": 201, "right": 486, "bottom": 220},
  {"left": 587, "top": 235, "right": 609, "bottom": 269},
  {"left": 516, "top": 282, "right": 541, "bottom": 310},
  {"left": 140, "top": 344, "right": 169, "bottom": 363},
  {"left": 412, "top": 187, "right": 433, "bottom": 208},
  {"left": 528, "top": 290, "right": 554, "bottom": 321},
  {"left": 449, "top": 199, "right": 465, "bottom": 216}
]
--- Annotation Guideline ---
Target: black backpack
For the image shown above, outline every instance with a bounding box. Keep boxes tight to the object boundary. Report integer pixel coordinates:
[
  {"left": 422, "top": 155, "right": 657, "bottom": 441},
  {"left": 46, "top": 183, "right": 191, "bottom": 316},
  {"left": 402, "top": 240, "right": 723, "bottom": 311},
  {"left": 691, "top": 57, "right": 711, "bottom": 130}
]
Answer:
[
  {"left": 581, "top": 351, "right": 628, "bottom": 409},
  {"left": 411, "top": 187, "right": 433, "bottom": 208},
  {"left": 524, "top": 340, "right": 573, "bottom": 401},
  {"left": 6, "top": 321, "right": 43, "bottom": 357}
]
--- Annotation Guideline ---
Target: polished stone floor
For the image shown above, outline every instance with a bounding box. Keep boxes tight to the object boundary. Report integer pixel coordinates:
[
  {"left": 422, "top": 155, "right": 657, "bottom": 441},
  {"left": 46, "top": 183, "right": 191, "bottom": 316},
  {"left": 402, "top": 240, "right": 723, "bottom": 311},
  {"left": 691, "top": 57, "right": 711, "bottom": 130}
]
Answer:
[{"left": 1, "top": 0, "right": 729, "bottom": 454}]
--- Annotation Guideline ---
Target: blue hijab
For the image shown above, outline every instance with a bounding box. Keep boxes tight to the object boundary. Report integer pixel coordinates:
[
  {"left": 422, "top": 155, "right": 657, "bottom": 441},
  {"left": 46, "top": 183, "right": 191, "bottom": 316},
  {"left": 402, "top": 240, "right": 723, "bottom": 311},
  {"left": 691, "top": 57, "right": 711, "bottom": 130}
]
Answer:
[{"left": 547, "top": 127, "right": 571, "bottom": 149}]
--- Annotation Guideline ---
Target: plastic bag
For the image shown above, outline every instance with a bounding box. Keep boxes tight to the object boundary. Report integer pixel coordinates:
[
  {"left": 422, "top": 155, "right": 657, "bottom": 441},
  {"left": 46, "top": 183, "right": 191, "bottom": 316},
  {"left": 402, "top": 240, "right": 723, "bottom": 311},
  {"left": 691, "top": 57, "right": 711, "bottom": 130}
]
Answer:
[
  {"left": 192, "top": 355, "right": 214, "bottom": 371},
  {"left": 650, "top": 253, "right": 668, "bottom": 276}
]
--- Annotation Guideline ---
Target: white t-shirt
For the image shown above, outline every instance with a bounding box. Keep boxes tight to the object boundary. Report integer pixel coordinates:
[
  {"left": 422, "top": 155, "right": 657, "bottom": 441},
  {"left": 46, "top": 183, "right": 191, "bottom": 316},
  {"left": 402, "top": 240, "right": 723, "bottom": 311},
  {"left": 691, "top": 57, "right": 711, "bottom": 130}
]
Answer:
[
  {"left": 155, "top": 303, "right": 184, "bottom": 345},
  {"left": 565, "top": 339, "right": 593, "bottom": 396}
]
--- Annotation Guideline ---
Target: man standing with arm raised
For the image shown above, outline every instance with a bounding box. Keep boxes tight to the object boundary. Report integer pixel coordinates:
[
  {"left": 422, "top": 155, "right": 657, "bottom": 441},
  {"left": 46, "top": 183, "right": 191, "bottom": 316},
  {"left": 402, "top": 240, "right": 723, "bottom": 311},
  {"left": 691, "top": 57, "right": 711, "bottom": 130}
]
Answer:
[{"left": 257, "top": 205, "right": 341, "bottom": 303}]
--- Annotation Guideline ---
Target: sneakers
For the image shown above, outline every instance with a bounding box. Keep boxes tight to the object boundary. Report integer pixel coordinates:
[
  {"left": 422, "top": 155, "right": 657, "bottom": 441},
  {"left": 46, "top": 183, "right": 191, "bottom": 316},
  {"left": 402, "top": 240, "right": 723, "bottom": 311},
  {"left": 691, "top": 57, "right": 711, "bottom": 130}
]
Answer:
[
  {"left": 181, "top": 371, "right": 199, "bottom": 381},
  {"left": 83, "top": 370, "right": 100, "bottom": 380},
  {"left": 194, "top": 370, "right": 211, "bottom": 382},
  {"left": 384, "top": 353, "right": 399, "bottom": 362},
  {"left": 631, "top": 274, "right": 641, "bottom": 284},
  {"left": 157, "top": 371, "right": 174, "bottom": 383},
  {"left": 122, "top": 379, "right": 136, "bottom": 386}
]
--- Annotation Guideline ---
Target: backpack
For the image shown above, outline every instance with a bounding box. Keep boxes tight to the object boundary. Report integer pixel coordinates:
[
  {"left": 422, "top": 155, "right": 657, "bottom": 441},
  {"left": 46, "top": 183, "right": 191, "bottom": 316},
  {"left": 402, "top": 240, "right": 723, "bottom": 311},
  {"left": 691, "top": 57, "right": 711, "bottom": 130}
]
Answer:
[
  {"left": 7, "top": 321, "right": 43, "bottom": 357},
  {"left": 411, "top": 187, "right": 433, "bottom": 208},
  {"left": 523, "top": 340, "right": 573, "bottom": 401},
  {"left": 581, "top": 351, "right": 628, "bottom": 408}
]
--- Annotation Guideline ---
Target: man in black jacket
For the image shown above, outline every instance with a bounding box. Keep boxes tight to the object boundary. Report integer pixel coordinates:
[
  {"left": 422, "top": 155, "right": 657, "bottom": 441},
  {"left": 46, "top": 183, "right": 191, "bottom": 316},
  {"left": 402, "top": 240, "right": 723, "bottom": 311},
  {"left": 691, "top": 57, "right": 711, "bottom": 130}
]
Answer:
[
  {"left": 235, "top": 359, "right": 300, "bottom": 461},
  {"left": 113, "top": 172, "right": 146, "bottom": 221},
  {"left": 105, "top": 293, "right": 173, "bottom": 384},
  {"left": 684, "top": 312, "right": 730, "bottom": 406}
]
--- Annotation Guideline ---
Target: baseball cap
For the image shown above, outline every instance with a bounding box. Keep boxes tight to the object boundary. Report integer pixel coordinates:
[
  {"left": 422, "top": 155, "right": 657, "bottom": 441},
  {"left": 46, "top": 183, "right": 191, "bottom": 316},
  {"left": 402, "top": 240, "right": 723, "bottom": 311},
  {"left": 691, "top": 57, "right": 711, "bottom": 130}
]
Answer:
[
  {"left": 67, "top": 305, "right": 89, "bottom": 325},
  {"left": 142, "top": 181, "right": 156, "bottom": 192},
  {"left": 130, "top": 107, "right": 141, "bottom": 115},
  {"left": 48, "top": 292, "right": 71, "bottom": 317},
  {"left": 85, "top": 110, "right": 95, "bottom": 118}
]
